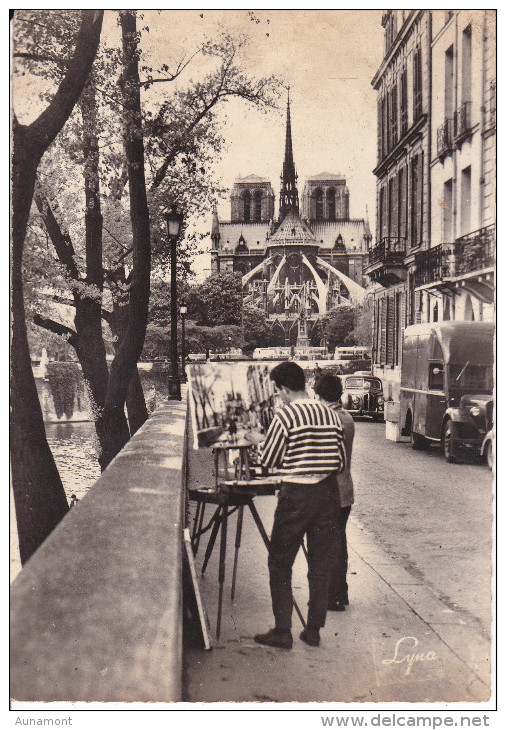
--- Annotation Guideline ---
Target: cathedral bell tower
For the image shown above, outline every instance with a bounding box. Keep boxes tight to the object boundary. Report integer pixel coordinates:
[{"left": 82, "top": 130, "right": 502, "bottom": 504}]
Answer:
[{"left": 279, "top": 89, "right": 300, "bottom": 221}]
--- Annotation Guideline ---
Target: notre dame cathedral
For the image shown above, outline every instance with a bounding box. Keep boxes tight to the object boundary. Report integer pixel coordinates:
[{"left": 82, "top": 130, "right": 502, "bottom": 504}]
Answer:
[{"left": 210, "top": 94, "right": 372, "bottom": 346}]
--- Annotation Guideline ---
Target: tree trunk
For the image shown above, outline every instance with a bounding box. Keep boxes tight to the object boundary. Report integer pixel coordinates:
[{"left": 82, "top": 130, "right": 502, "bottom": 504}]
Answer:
[
  {"left": 109, "top": 299, "right": 149, "bottom": 437},
  {"left": 126, "top": 369, "right": 149, "bottom": 436},
  {"left": 99, "top": 10, "right": 151, "bottom": 468},
  {"left": 11, "top": 10, "right": 104, "bottom": 563}
]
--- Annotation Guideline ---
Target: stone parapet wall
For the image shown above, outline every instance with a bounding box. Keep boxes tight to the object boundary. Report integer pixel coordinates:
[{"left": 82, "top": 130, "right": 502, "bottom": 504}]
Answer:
[{"left": 10, "top": 397, "right": 188, "bottom": 703}]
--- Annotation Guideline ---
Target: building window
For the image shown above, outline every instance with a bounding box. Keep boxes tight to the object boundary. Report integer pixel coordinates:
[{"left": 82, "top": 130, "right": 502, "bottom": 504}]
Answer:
[
  {"left": 410, "top": 155, "right": 420, "bottom": 246},
  {"left": 243, "top": 190, "right": 251, "bottom": 222},
  {"left": 390, "top": 83, "right": 398, "bottom": 148},
  {"left": 400, "top": 68, "right": 408, "bottom": 135},
  {"left": 461, "top": 25, "right": 472, "bottom": 105},
  {"left": 314, "top": 189, "right": 324, "bottom": 220},
  {"left": 443, "top": 178, "right": 453, "bottom": 242},
  {"left": 254, "top": 190, "right": 262, "bottom": 221},
  {"left": 460, "top": 166, "right": 471, "bottom": 236},
  {"left": 444, "top": 45, "right": 454, "bottom": 121},
  {"left": 327, "top": 188, "right": 336, "bottom": 220},
  {"left": 377, "top": 97, "right": 383, "bottom": 160},
  {"left": 413, "top": 47, "right": 423, "bottom": 120},
  {"left": 384, "top": 11, "right": 397, "bottom": 53},
  {"left": 398, "top": 166, "right": 406, "bottom": 239}
]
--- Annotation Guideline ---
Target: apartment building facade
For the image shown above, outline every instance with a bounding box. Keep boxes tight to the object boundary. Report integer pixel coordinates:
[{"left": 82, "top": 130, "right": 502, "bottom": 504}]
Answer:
[{"left": 366, "top": 9, "right": 495, "bottom": 440}]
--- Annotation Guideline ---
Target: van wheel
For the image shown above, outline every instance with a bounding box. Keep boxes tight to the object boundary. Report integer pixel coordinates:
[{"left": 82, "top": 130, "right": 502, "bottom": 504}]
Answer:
[
  {"left": 485, "top": 440, "right": 493, "bottom": 471},
  {"left": 410, "top": 428, "right": 427, "bottom": 450},
  {"left": 443, "top": 420, "right": 458, "bottom": 463}
]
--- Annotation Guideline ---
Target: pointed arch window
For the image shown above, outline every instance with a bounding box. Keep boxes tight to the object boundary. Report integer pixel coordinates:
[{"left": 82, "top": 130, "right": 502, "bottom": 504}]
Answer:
[
  {"left": 327, "top": 188, "right": 336, "bottom": 220},
  {"left": 314, "top": 188, "right": 324, "bottom": 220},
  {"left": 254, "top": 190, "right": 262, "bottom": 221},
  {"left": 243, "top": 190, "right": 251, "bottom": 222}
]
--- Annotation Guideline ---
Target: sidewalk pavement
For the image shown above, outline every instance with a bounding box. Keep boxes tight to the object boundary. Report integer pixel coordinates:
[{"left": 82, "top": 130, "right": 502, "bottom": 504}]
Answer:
[{"left": 184, "top": 447, "right": 490, "bottom": 704}]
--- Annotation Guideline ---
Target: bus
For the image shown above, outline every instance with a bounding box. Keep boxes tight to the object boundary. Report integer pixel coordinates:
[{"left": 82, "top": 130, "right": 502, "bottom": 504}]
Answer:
[
  {"left": 333, "top": 346, "right": 370, "bottom": 364},
  {"left": 252, "top": 347, "right": 291, "bottom": 361}
]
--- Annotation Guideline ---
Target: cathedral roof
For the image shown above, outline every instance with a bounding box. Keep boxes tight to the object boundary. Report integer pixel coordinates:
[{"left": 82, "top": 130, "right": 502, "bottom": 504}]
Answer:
[
  {"left": 269, "top": 210, "right": 319, "bottom": 245},
  {"left": 307, "top": 172, "right": 345, "bottom": 181},
  {"left": 234, "top": 174, "right": 271, "bottom": 184}
]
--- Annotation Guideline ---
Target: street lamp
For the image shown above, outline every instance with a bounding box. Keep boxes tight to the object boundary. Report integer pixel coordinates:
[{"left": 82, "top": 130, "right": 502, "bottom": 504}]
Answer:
[
  {"left": 180, "top": 304, "right": 187, "bottom": 383},
  {"left": 164, "top": 204, "right": 184, "bottom": 400}
]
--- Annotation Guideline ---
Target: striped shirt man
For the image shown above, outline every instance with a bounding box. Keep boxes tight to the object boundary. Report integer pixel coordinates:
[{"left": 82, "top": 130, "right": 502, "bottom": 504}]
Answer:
[{"left": 261, "top": 399, "right": 346, "bottom": 482}]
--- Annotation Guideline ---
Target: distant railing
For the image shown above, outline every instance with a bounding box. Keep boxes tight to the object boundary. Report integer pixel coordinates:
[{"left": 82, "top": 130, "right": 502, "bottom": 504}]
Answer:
[
  {"left": 454, "top": 102, "right": 472, "bottom": 142},
  {"left": 369, "top": 237, "right": 406, "bottom": 265},
  {"left": 437, "top": 118, "right": 453, "bottom": 157},
  {"left": 454, "top": 225, "right": 495, "bottom": 276}
]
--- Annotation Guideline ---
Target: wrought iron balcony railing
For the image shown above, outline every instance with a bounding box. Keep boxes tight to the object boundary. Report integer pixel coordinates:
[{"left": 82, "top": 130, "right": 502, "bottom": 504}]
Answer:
[
  {"left": 454, "top": 225, "right": 495, "bottom": 276},
  {"left": 437, "top": 118, "right": 453, "bottom": 157},
  {"left": 413, "top": 244, "right": 451, "bottom": 287},
  {"left": 369, "top": 237, "right": 406, "bottom": 266},
  {"left": 454, "top": 102, "right": 472, "bottom": 142}
]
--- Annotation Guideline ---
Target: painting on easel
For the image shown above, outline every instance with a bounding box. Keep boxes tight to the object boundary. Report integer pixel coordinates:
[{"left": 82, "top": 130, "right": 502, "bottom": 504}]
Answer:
[{"left": 187, "top": 362, "right": 280, "bottom": 450}]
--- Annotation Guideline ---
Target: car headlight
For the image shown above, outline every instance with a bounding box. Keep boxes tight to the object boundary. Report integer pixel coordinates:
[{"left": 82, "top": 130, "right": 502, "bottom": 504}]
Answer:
[
  {"left": 470, "top": 406, "right": 481, "bottom": 417},
  {"left": 377, "top": 396, "right": 384, "bottom": 406},
  {"left": 351, "top": 395, "right": 361, "bottom": 406}
]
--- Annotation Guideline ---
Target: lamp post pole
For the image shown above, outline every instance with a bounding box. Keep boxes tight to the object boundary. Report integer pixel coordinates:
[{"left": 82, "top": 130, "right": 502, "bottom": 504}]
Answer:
[
  {"left": 164, "top": 206, "right": 183, "bottom": 400},
  {"left": 180, "top": 305, "right": 187, "bottom": 383}
]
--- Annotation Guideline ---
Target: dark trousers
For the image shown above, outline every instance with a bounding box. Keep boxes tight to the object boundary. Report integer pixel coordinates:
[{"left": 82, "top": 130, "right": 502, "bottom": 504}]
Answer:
[
  {"left": 328, "top": 505, "right": 351, "bottom": 604},
  {"left": 268, "top": 474, "right": 340, "bottom": 631}
]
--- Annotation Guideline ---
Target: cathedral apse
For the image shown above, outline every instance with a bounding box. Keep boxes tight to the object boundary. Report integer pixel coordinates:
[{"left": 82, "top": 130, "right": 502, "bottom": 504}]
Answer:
[{"left": 211, "top": 93, "right": 372, "bottom": 346}]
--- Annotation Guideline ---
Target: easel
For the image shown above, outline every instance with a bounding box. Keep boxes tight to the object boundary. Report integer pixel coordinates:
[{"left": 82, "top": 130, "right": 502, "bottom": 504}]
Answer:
[{"left": 189, "top": 439, "right": 307, "bottom": 640}]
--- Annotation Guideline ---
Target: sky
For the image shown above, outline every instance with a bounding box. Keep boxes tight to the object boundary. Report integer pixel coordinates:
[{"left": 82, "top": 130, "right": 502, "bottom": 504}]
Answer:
[
  {"left": 136, "top": 9, "right": 385, "bottom": 279},
  {"left": 12, "top": 9, "right": 386, "bottom": 281}
]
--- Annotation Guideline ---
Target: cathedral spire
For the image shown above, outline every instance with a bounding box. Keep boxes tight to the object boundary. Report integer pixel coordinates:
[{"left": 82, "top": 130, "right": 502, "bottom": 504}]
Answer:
[{"left": 279, "top": 88, "right": 299, "bottom": 221}]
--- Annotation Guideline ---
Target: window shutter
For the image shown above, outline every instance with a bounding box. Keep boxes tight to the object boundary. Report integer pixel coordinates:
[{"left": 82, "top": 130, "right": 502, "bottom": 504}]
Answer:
[
  {"left": 414, "top": 290, "right": 422, "bottom": 324},
  {"left": 377, "top": 97, "right": 383, "bottom": 160},
  {"left": 401, "top": 68, "right": 408, "bottom": 135},
  {"left": 392, "top": 83, "right": 398, "bottom": 146},
  {"left": 418, "top": 152, "right": 424, "bottom": 246},
  {"left": 380, "top": 298, "right": 387, "bottom": 364},
  {"left": 391, "top": 174, "right": 399, "bottom": 238},
  {"left": 387, "top": 294, "right": 395, "bottom": 364}
]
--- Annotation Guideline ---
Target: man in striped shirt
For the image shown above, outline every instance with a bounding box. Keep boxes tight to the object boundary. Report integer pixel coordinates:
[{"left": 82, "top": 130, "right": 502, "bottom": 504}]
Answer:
[{"left": 254, "top": 362, "right": 346, "bottom": 649}]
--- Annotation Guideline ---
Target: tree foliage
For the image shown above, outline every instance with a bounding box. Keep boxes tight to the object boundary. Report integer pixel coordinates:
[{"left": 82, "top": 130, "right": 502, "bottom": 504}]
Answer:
[
  {"left": 186, "top": 272, "right": 242, "bottom": 327},
  {"left": 242, "top": 304, "right": 271, "bottom": 354},
  {"left": 316, "top": 305, "right": 357, "bottom": 350}
]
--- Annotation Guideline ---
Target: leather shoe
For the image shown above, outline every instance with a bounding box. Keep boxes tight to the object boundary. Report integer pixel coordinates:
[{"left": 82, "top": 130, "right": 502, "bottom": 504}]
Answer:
[
  {"left": 300, "top": 628, "right": 320, "bottom": 646},
  {"left": 254, "top": 628, "right": 293, "bottom": 649},
  {"left": 328, "top": 601, "right": 346, "bottom": 611}
]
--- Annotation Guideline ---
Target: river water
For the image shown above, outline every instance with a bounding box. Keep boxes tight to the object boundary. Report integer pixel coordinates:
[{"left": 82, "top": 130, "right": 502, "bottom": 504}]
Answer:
[{"left": 11, "top": 367, "right": 170, "bottom": 582}]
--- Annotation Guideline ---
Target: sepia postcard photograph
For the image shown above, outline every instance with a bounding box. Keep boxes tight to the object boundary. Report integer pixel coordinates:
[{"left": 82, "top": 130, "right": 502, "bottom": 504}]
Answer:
[{"left": 9, "top": 7, "right": 497, "bottom": 725}]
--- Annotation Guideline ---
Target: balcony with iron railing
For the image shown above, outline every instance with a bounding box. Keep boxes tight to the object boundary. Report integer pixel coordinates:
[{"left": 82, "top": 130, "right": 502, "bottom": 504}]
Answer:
[
  {"left": 454, "top": 102, "right": 472, "bottom": 144},
  {"left": 413, "top": 225, "right": 495, "bottom": 291},
  {"left": 437, "top": 118, "right": 453, "bottom": 158},
  {"left": 369, "top": 236, "right": 406, "bottom": 265},
  {"left": 454, "top": 225, "right": 495, "bottom": 276},
  {"left": 413, "top": 244, "right": 451, "bottom": 288},
  {"left": 366, "top": 237, "right": 407, "bottom": 286}
]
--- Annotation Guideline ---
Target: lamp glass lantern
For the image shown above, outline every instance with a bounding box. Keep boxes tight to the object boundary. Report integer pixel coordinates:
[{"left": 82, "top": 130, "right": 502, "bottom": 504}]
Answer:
[{"left": 164, "top": 205, "right": 184, "bottom": 238}]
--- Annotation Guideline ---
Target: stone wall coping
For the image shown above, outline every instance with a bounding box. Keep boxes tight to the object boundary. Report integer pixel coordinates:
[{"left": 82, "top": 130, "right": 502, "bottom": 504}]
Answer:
[{"left": 10, "top": 398, "right": 188, "bottom": 704}]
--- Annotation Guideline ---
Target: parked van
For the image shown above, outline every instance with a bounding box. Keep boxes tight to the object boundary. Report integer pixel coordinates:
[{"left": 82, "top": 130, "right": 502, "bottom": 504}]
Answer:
[{"left": 399, "top": 321, "right": 493, "bottom": 462}]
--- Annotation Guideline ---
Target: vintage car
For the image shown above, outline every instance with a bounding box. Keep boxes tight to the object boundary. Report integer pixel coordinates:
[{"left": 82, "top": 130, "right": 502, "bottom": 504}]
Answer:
[{"left": 340, "top": 373, "right": 384, "bottom": 420}]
